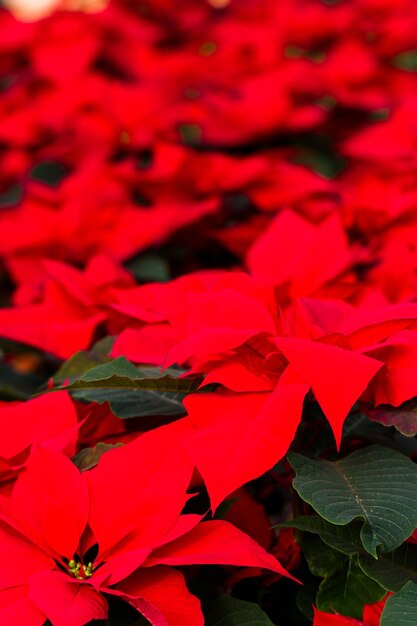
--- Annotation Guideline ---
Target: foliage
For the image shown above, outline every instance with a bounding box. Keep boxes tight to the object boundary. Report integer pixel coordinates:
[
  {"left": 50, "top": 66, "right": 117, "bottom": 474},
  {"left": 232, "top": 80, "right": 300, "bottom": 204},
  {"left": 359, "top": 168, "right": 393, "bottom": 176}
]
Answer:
[{"left": 0, "top": 0, "right": 417, "bottom": 624}]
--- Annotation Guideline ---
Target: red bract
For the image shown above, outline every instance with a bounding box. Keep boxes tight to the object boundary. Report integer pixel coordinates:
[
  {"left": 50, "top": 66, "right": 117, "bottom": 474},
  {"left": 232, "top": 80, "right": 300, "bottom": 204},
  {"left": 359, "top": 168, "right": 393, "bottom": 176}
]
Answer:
[
  {"left": 246, "top": 209, "right": 356, "bottom": 303},
  {"left": 112, "top": 273, "right": 417, "bottom": 506},
  {"left": 0, "top": 255, "right": 133, "bottom": 358},
  {"left": 0, "top": 391, "right": 77, "bottom": 487},
  {"left": 313, "top": 598, "right": 387, "bottom": 626},
  {"left": 0, "top": 422, "right": 293, "bottom": 626},
  {"left": 2, "top": 0, "right": 417, "bottom": 622},
  {"left": 0, "top": 160, "right": 218, "bottom": 278}
]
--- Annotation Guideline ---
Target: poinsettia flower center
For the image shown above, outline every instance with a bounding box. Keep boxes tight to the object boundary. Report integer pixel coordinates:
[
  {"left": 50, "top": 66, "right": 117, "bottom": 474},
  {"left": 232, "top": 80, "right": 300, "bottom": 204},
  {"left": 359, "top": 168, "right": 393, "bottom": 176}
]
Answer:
[{"left": 68, "top": 558, "right": 95, "bottom": 579}]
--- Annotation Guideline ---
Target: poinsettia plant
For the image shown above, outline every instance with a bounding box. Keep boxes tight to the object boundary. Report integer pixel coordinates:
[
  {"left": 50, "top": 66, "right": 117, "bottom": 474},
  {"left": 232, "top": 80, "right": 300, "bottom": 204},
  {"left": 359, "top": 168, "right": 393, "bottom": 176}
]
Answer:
[{"left": 1, "top": 0, "right": 417, "bottom": 624}]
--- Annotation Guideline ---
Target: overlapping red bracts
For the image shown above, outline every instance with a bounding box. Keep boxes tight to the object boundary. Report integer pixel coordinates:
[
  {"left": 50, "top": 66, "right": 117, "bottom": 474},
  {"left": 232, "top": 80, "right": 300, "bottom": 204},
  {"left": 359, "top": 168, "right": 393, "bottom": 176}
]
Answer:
[
  {"left": 1, "top": 0, "right": 417, "bottom": 624},
  {"left": 0, "top": 424, "right": 294, "bottom": 626}
]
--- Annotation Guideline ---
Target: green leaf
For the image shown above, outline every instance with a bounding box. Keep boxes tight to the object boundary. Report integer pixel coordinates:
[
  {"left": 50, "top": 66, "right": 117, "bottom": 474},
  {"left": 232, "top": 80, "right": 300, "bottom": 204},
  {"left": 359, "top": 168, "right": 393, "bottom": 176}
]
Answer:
[
  {"left": 72, "top": 388, "right": 187, "bottom": 418},
  {"left": 380, "top": 581, "right": 417, "bottom": 626},
  {"left": 204, "top": 596, "right": 274, "bottom": 626},
  {"left": 317, "top": 556, "right": 385, "bottom": 619},
  {"left": 179, "top": 123, "right": 202, "bottom": 146},
  {"left": 359, "top": 543, "right": 417, "bottom": 592},
  {"left": 62, "top": 357, "right": 196, "bottom": 392},
  {"left": 72, "top": 443, "right": 123, "bottom": 471},
  {"left": 281, "top": 516, "right": 417, "bottom": 594},
  {"left": 392, "top": 51, "right": 417, "bottom": 72},
  {"left": 29, "top": 160, "right": 68, "bottom": 187},
  {"left": 56, "top": 357, "right": 201, "bottom": 418},
  {"left": 289, "top": 446, "right": 417, "bottom": 556},
  {"left": 303, "top": 535, "right": 386, "bottom": 619},
  {"left": 53, "top": 349, "right": 111, "bottom": 384},
  {"left": 279, "top": 516, "right": 364, "bottom": 556},
  {"left": 126, "top": 254, "right": 170, "bottom": 283}
]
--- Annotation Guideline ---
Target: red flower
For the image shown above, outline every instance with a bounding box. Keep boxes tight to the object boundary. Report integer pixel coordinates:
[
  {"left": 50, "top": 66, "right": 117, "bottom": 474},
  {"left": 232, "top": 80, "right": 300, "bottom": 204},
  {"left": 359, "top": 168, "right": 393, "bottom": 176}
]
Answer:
[
  {"left": 183, "top": 296, "right": 417, "bottom": 506},
  {"left": 0, "top": 255, "right": 133, "bottom": 358},
  {"left": 246, "top": 209, "right": 355, "bottom": 303},
  {"left": 0, "top": 422, "right": 293, "bottom": 625}
]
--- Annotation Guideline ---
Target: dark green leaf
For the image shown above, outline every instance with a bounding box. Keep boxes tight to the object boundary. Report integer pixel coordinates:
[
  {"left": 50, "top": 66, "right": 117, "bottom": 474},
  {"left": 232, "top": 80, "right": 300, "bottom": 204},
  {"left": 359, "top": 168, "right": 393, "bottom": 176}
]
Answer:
[
  {"left": 380, "top": 581, "right": 417, "bottom": 626},
  {"left": 279, "top": 516, "right": 364, "bottom": 556},
  {"left": 61, "top": 357, "right": 196, "bottom": 392},
  {"left": 179, "top": 123, "right": 202, "bottom": 146},
  {"left": 289, "top": 446, "right": 417, "bottom": 556},
  {"left": 29, "top": 161, "right": 68, "bottom": 187},
  {"left": 72, "top": 443, "right": 123, "bottom": 471},
  {"left": 359, "top": 543, "right": 417, "bottom": 592},
  {"left": 303, "top": 535, "right": 385, "bottom": 619},
  {"left": 53, "top": 350, "right": 111, "bottom": 385},
  {"left": 392, "top": 51, "right": 417, "bottom": 72},
  {"left": 72, "top": 387, "right": 188, "bottom": 418},
  {"left": 280, "top": 516, "right": 417, "bottom": 594},
  {"left": 204, "top": 596, "right": 274, "bottom": 626},
  {"left": 126, "top": 254, "right": 170, "bottom": 283},
  {"left": 56, "top": 357, "right": 201, "bottom": 418}
]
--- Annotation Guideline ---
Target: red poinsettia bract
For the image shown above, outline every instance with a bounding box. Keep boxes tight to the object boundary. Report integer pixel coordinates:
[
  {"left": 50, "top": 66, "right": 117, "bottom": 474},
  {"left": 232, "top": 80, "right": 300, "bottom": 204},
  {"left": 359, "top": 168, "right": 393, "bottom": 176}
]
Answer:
[
  {"left": 313, "top": 597, "right": 387, "bottom": 626},
  {"left": 0, "top": 422, "right": 293, "bottom": 626}
]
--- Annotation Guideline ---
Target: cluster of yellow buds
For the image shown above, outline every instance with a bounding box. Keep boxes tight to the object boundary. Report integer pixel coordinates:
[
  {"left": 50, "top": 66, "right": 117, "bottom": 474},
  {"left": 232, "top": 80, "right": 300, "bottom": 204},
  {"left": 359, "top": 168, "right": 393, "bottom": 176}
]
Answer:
[{"left": 68, "top": 559, "right": 94, "bottom": 579}]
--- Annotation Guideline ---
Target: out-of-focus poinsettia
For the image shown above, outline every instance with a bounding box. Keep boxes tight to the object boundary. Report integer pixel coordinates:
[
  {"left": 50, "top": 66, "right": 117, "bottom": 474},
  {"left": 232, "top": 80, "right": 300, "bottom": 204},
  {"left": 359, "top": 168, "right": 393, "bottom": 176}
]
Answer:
[
  {"left": 0, "top": 423, "right": 293, "bottom": 626},
  {"left": 0, "top": 255, "right": 134, "bottom": 358},
  {"left": 3, "top": 0, "right": 109, "bottom": 22},
  {"left": 245, "top": 209, "right": 358, "bottom": 303}
]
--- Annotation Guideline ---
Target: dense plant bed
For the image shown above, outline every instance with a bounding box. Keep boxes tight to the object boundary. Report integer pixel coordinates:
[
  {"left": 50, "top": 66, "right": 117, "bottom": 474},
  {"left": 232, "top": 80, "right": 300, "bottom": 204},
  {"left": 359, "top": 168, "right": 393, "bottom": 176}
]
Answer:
[{"left": 0, "top": 0, "right": 417, "bottom": 624}]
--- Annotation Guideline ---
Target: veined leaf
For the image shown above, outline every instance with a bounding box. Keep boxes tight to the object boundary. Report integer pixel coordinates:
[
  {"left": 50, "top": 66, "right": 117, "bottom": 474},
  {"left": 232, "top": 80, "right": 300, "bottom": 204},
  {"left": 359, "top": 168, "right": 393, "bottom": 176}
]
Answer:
[
  {"left": 204, "top": 596, "right": 274, "bottom": 626},
  {"left": 279, "top": 516, "right": 364, "bottom": 556},
  {"left": 281, "top": 516, "right": 417, "bottom": 594},
  {"left": 302, "top": 534, "right": 385, "bottom": 619},
  {"left": 359, "top": 543, "right": 417, "bottom": 592},
  {"left": 55, "top": 357, "right": 202, "bottom": 418},
  {"left": 380, "top": 581, "right": 417, "bottom": 626},
  {"left": 289, "top": 446, "right": 417, "bottom": 556}
]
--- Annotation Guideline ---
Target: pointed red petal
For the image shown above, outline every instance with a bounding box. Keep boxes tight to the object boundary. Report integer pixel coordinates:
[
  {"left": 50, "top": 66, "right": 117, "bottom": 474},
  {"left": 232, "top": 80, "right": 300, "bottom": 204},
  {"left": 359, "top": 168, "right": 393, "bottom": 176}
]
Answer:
[
  {"left": 362, "top": 597, "right": 387, "bottom": 626},
  {"left": 111, "top": 325, "right": 177, "bottom": 365},
  {"left": 0, "top": 391, "right": 78, "bottom": 461},
  {"left": 29, "top": 571, "right": 108, "bottom": 626},
  {"left": 113, "top": 566, "right": 203, "bottom": 626},
  {"left": 86, "top": 546, "right": 151, "bottom": 589},
  {"left": 85, "top": 420, "right": 194, "bottom": 560},
  {"left": 363, "top": 331, "right": 417, "bottom": 406},
  {"left": 0, "top": 520, "right": 53, "bottom": 589},
  {"left": 0, "top": 303, "right": 104, "bottom": 360},
  {"left": 184, "top": 367, "right": 308, "bottom": 509},
  {"left": 276, "top": 338, "right": 383, "bottom": 447},
  {"left": 147, "top": 519, "right": 294, "bottom": 580},
  {"left": 0, "top": 586, "right": 46, "bottom": 626},
  {"left": 12, "top": 447, "right": 88, "bottom": 560},
  {"left": 166, "top": 289, "right": 276, "bottom": 365},
  {"left": 313, "top": 606, "right": 365, "bottom": 625}
]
